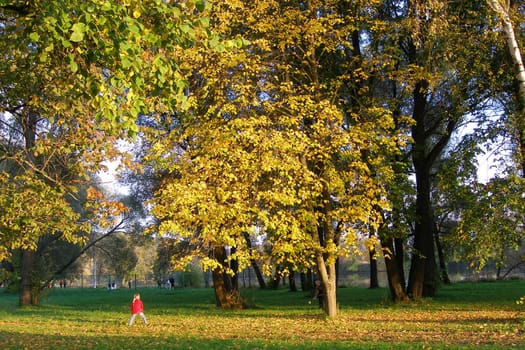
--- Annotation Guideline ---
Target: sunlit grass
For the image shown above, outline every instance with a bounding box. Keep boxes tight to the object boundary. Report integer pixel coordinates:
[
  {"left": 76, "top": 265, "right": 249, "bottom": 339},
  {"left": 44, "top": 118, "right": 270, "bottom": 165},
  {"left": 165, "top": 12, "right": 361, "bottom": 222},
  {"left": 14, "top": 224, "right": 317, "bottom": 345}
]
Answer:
[{"left": 0, "top": 281, "right": 524, "bottom": 349}]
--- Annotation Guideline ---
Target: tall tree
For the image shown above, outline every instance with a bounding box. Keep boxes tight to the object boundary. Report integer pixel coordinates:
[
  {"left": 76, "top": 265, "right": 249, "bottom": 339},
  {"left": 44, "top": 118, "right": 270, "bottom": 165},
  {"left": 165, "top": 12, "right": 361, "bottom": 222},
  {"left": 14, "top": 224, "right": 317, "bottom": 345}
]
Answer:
[
  {"left": 0, "top": 0, "right": 215, "bottom": 305},
  {"left": 418, "top": 0, "right": 525, "bottom": 285},
  {"left": 370, "top": 0, "right": 505, "bottom": 299},
  {"left": 147, "top": 0, "right": 402, "bottom": 317},
  {"left": 488, "top": 0, "right": 525, "bottom": 174}
]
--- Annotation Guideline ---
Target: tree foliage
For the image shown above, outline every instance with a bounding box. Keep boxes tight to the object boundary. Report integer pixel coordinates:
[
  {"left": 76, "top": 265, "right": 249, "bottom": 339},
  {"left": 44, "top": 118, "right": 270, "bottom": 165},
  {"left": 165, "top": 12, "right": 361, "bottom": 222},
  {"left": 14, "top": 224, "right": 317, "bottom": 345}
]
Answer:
[
  {"left": 145, "top": 0, "right": 406, "bottom": 316},
  {"left": 0, "top": 0, "right": 217, "bottom": 304},
  {"left": 1, "top": 0, "right": 524, "bottom": 315}
]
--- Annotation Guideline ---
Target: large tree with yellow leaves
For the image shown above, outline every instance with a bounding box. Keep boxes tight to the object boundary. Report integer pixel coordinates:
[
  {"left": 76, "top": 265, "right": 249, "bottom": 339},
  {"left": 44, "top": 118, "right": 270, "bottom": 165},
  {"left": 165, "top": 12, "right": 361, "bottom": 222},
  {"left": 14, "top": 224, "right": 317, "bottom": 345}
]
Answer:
[{"left": 146, "top": 0, "right": 403, "bottom": 317}]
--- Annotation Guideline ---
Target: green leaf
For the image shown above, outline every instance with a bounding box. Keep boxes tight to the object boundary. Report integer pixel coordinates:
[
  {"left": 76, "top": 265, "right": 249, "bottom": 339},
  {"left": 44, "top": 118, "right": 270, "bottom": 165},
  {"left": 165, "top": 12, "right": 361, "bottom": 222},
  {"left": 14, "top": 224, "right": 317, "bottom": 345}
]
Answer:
[
  {"left": 121, "top": 56, "right": 133, "bottom": 68},
  {"left": 128, "top": 23, "right": 140, "bottom": 34},
  {"left": 195, "top": 0, "right": 206, "bottom": 12},
  {"left": 69, "top": 54, "right": 78, "bottom": 73},
  {"left": 198, "top": 17, "right": 210, "bottom": 27},
  {"left": 180, "top": 24, "right": 191, "bottom": 34},
  {"left": 176, "top": 79, "right": 187, "bottom": 90},
  {"left": 70, "top": 23, "right": 87, "bottom": 42},
  {"left": 39, "top": 52, "right": 48, "bottom": 63},
  {"left": 235, "top": 38, "right": 244, "bottom": 48},
  {"left": 209, "top": 36, "right": 219, "bottom": 48},
  {"left": 101, "top": 2, "right": 113, "bottom": 11},
  {"left": 62, "top": 39, "right": 72, "bottom": 48},
  {"left": 29, "top": 32, "right": 40, "bottom": 42}
]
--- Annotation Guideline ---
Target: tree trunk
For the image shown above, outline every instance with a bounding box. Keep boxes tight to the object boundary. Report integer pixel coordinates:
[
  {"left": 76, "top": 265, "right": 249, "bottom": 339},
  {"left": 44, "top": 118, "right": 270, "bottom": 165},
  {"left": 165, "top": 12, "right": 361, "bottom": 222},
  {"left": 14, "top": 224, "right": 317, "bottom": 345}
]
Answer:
[
  {"left": 407, "top": 78, "right": 439, "bottom": 299},
  {"left": 300, "top": 270, "right": 314, "bottom": 291},
  {"left": 19, "top": 112, "right": 38, "bottom": 306},
  {"left": 489, "top": 0, "right": 525, "bottom": 178},
  {"left": 212, "top": 267, "right": 230, "bottom": 308},
  {"left": 251, "top": 259, "right": 266, "bottom": 289},
  {"left": 316, "top": 252, "right": 337, "bottom": 317},
  {"left": 382, "top": 238, "right": 408, "bottom": 302},
  {"left": 229, "top": 246, "right": 239, "bottom": 291},
  {"left": 434, "top": 225, "right": 451, "bottom": 284},
  {"left": 19, "top": 249, "right": 36, "bottom": 306},
  {"left": 407, "top": 172, "right": 438, "bottom": 298},
  {"left": 244, "top": 233, "right": 266, "bottom": 289},
  {"left": 394, "top": 238, "right": 406, "bottom": 284},
  {"left": 212, "top": 246, "right": 243, "bottom": 309},
  {"left": 288, "top": 270, "right": 297, "bottom": 292},
  {"left": 407, "top": 170, "right": 438, "bottom": 297},
  {"left": 488, "top": 0, "right": 525, "bottom": 121},
  {"left": 369, "top": 248, "right": 379, "bottom": 289},
  {"left": 271, "top": 266, "right": 282, "bottom": 289}
]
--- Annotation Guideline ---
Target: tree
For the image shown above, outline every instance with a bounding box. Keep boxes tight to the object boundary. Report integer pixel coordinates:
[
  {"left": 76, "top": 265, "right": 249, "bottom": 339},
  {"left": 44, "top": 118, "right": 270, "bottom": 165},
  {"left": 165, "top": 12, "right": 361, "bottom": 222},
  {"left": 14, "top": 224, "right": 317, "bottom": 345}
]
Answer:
[
  {"left": 412, "top": 0, "right": 525, "bottom": 287},
  {"left": 488, "top": 0, "right": 525, "bottom": 174},
  {"left": 370, "top": 0, "right": 508, "bottom": 299},
  {"left": 146, "top": 0, "right": 401, "bottom": 317},
  {"left": 91, "top": 232, "right": 138, "bottom": 284},
  {"left": 0, "top": 0, "right": 216, "bottom": 305},
  {"left": 447, "top": 176, "right": 525, "bottom": 273}
]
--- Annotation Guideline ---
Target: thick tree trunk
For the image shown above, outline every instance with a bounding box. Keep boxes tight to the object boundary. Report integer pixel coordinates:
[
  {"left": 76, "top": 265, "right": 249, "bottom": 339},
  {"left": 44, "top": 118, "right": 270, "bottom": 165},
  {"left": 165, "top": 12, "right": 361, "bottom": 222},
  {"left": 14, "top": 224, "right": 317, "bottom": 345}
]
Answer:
[
  {"left": 212, "top": 267, "right": 230, "bottom": 308},
  {"left": 19, "top": 249, "right": 36, "bottom": 306},
  {"left": 407, "top": 253, "right": 425, "bottom": 298},
  {"left": 212, "top": 246, "right": 243, "bottom": 309},
  {"left": 316, "top": 253, "right": 337, "bottom": 317},
  {"left": 407, "top": 170, "right": 438, "bottom": 297},
  {"left": 323, "top": 266, "right": 337, "bottom": 317},
  {"left": 407, "top": 78, "right": 439, "bottom": 299},
  {"left": 382, "top": 238, "right": 408, "bottom": 302}
]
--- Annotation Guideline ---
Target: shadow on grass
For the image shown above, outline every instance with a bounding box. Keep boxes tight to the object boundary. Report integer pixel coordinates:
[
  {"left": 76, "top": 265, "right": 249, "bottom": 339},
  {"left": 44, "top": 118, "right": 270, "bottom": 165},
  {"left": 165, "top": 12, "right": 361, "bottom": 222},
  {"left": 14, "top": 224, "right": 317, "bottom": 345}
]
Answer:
[{"left": 0, "top": 330, "right": 450, "bottom": 350}]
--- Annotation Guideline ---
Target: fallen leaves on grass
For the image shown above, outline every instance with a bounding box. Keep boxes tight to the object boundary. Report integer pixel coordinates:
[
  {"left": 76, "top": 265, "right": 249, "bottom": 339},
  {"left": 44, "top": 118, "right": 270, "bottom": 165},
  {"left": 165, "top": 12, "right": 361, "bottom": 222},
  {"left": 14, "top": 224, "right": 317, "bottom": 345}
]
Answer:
[
  {"left": 1, "top": 308, "right": 522, "bottom": 349},
  {"left": 1, "top": 284, "right": 524, "bottom": 349}
]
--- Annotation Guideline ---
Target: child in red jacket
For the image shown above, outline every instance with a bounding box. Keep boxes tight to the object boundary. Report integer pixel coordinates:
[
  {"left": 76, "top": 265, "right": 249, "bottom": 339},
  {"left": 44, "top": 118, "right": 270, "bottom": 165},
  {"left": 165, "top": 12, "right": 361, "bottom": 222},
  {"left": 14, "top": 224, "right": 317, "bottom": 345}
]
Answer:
[{"left": 128, "top": 293, "right": 148, "bottom": 326}]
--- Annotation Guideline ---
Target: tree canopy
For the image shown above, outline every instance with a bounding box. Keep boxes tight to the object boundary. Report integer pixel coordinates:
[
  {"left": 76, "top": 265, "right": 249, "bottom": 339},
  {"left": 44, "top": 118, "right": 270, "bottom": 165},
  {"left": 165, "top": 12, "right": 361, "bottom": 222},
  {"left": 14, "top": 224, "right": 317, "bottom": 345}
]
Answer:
[
  {"left": 0, "top": 0, "right": 218, "bottom": 304},
  {"left": 1, "top": 0, "right": 524, "bottom": 316}
]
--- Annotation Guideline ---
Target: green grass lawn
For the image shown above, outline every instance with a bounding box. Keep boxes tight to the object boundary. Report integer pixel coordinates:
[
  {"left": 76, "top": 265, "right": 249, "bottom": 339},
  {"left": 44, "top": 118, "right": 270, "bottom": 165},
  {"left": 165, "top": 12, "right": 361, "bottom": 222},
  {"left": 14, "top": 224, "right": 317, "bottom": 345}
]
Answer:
[{"left": 0, "top": 280, "right": 524, "bottom": 349}]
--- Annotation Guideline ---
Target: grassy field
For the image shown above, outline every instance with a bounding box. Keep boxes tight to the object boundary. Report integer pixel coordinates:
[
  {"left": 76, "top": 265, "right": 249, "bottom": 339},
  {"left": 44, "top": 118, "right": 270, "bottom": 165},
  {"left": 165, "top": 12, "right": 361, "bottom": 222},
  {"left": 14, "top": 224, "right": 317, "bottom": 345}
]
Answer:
[{"left": 0, "top": 280, "right": 524, "bottom": 349}]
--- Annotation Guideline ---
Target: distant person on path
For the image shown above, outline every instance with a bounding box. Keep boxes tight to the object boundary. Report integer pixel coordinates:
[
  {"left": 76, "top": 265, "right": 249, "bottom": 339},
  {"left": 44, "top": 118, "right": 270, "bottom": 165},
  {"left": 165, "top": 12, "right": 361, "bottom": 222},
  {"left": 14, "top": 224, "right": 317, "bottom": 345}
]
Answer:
[
  {"left": 128, "top": 293, "right": 148, "bottom": 326},
  {"left": 313, "top": 280, "right": 324, "bottom": 308}
]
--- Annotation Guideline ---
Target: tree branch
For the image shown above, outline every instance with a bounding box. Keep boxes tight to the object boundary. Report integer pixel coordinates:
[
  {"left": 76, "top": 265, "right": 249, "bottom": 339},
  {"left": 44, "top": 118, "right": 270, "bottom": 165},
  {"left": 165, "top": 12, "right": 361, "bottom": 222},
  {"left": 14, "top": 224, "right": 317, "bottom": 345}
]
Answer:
[{"left": 39, "top": 218, "right": 128, "bottom": 290}]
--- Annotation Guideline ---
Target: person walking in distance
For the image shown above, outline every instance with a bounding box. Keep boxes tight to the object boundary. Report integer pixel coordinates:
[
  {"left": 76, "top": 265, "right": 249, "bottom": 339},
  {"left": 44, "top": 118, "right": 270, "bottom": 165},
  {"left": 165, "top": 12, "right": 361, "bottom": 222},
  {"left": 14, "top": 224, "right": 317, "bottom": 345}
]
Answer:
[{"left": 128, "top": 293, "right": 148, "bottom": 326}]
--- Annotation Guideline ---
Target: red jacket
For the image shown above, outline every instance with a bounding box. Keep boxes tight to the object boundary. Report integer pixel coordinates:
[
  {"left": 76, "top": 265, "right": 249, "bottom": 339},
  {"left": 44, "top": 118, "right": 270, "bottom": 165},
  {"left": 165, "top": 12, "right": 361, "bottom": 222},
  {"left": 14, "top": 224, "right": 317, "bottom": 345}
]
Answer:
[{"left": 130, "top": 298, "right": 144, "bottom": 314}]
